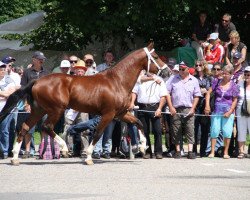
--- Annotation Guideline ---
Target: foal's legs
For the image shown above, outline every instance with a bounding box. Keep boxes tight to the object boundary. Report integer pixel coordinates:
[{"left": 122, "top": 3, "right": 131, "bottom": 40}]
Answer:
[{"left": 85, "top": 113, "right": 115, "bottom": 165}]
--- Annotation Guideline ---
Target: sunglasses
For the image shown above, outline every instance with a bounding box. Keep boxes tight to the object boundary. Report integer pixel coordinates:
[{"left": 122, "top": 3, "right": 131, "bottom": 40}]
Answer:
[
  {"left": 85, "top": 61, "right": 93, "bottom": 65},
  {"left": 212, "top": 68, "right": 221, "bottom": 71},
  {"left": 244, "top": 73, "right": 250, "bottom": 77},
  {"left": 195, "top": 64, "right": 202, "bottom": 67},
  {"left": 179, "top": 68, "right": 187, "bottom": 71},
  {"left": 222, "top": 19, "right": 229, "bottom": 23},
  {"left": 70, "top": 60, "right": 77, "bottom": 64}
]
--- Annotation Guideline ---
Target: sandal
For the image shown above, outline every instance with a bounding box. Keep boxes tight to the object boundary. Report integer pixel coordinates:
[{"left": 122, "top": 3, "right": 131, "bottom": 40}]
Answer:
[
  {"left": 223, "top": 154, "right": 230, "bottom": 159},
  {"left": 237, "top": 153, "right": 245, "bottom": 159},
  {"left": 208, "top": 153, "right": 214, "bottom": 158}
]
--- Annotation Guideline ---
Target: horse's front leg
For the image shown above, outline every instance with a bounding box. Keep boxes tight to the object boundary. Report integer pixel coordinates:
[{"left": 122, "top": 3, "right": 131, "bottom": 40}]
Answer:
[
  {"left": 85, "top": 114, "right": 114, "bottom": 165},
  {"left": 119, "top": 111, "right": 147, "bottom": 155}
]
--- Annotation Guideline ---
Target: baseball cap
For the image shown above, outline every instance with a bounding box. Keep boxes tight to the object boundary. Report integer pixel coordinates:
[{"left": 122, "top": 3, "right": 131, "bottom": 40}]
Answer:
[
  {"left": 179, "top": 61, "right": 189, "bottom": 68},
  {"left": 244, "top": 66, "right": 250, "bottom": 72},
  {"left": 233, "top": 52, "right": 242, "bottom": 59},
  {"left": 172, "top": 64, "right": 179, "bottom": 71},
  {"left": 60, "top": 60, "right": 70, "bottom": 68},
  {"left": 32, "top": 51, "right": 46, "bottom": 60},
  {"left": 208, "top": 33, "right": 219, "bottom": 40},
  {"left": 0, "top": 61, "right": 7, "bottom": 68},
  {"left": 2, "top": 56, "right": 16, "bottom": 64}
]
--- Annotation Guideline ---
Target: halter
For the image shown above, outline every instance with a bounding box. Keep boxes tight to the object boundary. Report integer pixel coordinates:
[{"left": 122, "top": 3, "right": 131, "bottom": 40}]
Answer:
[{"left": 143, "top": 47, "right": 169, "bottom": 76}]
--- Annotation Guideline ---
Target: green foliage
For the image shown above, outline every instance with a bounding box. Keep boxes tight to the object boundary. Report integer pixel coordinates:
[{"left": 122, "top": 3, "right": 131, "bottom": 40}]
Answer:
[
  {"left": 1, "top": 0, "right": 249, "bottom": 52},
  {"left": 0, "top": 0, "right": 41, "bottom": 23}
]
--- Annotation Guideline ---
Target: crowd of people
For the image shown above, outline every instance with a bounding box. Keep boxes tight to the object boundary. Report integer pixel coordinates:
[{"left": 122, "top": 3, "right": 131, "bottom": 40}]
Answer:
[{"left": 0, "top": 12, "right": 249, "bottom": 161}]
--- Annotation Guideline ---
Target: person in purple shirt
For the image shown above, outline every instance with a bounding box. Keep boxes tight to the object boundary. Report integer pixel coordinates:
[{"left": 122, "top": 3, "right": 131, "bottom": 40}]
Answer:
[
  {"left": 166, "top": 62, "right": 201, "bottom": 159},
  {"left": 204, "top": 65, "right": 239, "bottom": 159}
]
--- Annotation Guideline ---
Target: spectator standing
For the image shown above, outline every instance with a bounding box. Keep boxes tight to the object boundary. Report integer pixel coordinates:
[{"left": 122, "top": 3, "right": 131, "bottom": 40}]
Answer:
[
  {"left": 166, "top": 62, "right": 201, "bottom": 159},
  {"left": 191, "top": 11, "right": 212, "bottom": 60},
  {"left": 193, "top": 60, "right": 211, "bottom": 157},
  {"left": 83, "top": 54, "right": 98, "bottom": 76},
  {"left": 204, "top": 65, "right": 239, "bottom": 159},
  {"left": 21, "top": 51, "right": 49, "bottom": 158},
  {"left": 226, "top": 30, "right": 247, "bottom": 68},
  {"left": 0, "top": 62, "right": 17, "bottom": 159},
  {"left": 131, "top": 73, "right": 168, "bottom": 159},
  {"left": 69, "top": 55, "right": 79, "bottom": 75},
  {"left": 236, "top": 66, "right": 250, "bottom": 158},
  {"left": 214, "top": 13, "right": 236, "bottom": 48},
  {"left": 59, "top": 60, "right": 71, "bottom": 74},
  {"left": 92, "top": 50, "right": 116, "bottom": 159},
  {"left": 1, "top": 56, "right": 21, "bottom": 157}
]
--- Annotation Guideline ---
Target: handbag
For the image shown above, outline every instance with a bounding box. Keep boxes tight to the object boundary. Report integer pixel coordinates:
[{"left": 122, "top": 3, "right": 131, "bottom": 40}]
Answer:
[
  {"left": 210, "top": 79, "right": 220, "bottom": 112},
  {"left": 241, "top": 81, "right": 250, "bottom": 116}
]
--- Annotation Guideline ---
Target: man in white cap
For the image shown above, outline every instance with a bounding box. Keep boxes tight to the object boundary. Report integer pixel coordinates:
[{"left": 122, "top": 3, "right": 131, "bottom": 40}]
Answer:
[
  {"left": 60, "top": 60, "right": 71, "bottom": 74},
  {"left": 204, "top": 33, "right": 224, "bottom": 70}
]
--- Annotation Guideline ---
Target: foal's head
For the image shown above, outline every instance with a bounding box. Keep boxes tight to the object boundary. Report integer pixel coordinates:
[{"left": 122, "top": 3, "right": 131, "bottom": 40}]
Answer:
[{"left": 143, "top": 41, "right": 169, "bottom": 77}]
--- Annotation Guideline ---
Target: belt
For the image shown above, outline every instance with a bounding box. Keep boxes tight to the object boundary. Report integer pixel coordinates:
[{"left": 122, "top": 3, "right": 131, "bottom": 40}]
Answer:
[{"left": 138, "top": 103, "right": 159, "bottom": 107}]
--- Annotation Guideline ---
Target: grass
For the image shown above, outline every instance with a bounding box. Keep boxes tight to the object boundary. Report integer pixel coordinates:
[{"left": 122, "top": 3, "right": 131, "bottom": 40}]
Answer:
[{"left": 34, "top": 131, "right": 250, "bottom": 147}]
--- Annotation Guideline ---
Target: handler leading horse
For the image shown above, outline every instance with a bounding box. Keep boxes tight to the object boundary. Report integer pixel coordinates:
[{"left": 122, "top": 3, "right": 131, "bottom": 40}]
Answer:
[{"left": 0, "top": 42, "right": 169, "bottom": 165}]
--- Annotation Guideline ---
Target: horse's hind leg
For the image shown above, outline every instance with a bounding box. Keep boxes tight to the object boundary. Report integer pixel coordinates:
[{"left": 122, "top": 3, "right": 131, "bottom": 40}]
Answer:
[
  {"left": 40, "top": 111, "right": 69, "bottom": 157},
  {"left": 119, "top": 112, "right": 147, "bottom": 155},
  {"left": 11, "top": 110, "right": 45, "bottom": 165}
]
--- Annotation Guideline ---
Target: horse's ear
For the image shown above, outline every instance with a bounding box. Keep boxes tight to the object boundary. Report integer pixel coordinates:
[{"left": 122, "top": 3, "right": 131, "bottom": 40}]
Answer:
[{"left": 147, "top": 39, "right": 154, "bottom": 50}]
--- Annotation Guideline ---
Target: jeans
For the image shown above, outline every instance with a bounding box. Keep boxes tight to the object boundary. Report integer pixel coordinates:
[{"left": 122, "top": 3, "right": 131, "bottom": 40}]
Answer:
[
  {"left": 0, "top": 113, "right": 14, "bottom": 156},
  {"left": 94, "top": 120, "right": 116, "bottom": 155},
  {"left": 127, "top": 123, "right": 139, "bottom": 146},
  {"left": 67, "top": 115, "right": 101, "bottom": 136}
]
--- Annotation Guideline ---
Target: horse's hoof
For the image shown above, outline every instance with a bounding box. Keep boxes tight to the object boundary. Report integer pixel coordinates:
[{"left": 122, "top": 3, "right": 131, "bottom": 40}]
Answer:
[
  {"left": 61, "top": 151, "right": 69, "bottom": 158},
  {"left": 85, "top": 159, "right": 94, "bottom": 165},
  {"left": 11, "top": 159, "right": 20, "bottom": 166}
]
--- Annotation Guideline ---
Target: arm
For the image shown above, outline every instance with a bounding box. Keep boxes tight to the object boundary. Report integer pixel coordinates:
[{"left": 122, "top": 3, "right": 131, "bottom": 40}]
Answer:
[
  {"left": 0, "top": 87, "right": 16, "bottom": 98},
  {"left": 166, "top": 95, "right": 176, "bottom": 116},
  {"left": 225, "top": 47, "right": 232, "bottom": 66},
  {"left": 128, "top": 92, "right": 137, "bottom": 111},
  {"left": 224, "top": 96, "right": 237, "bottom": 118},
  {"left": 204, "top": 87, "right": 212, "bottom": 115},
  {"left": 235, "top": 47, "right": 247, "bottom": 66},
  {"left": 154, "top": 97, "right": 166, "bottom": 117},
  {"left": 189, "top": 96, "right": 199, "bottom": 116}
]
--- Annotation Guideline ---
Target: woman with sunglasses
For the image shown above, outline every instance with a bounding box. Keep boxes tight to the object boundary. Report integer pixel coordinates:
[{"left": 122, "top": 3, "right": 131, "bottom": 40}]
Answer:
[
  {"left": 226, "top": 30, "right": 247, "bottom": 68},
  {"left": 193, "top": 60, "right": 211, "bottom": 157},
  {"left": 204, "top": 65, "right": 239, "bottom": 159},
  {"left": 235, "top": 66, "right": 250, "bottom": 158}
]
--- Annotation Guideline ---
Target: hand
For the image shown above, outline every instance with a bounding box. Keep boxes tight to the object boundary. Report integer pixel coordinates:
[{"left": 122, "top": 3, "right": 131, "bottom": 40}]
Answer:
[
  {"left": 128, "top": 103, "right": 135, "bottom": 111},
  {"left": 200, "top": 88, "right": 207, "bottom": 95},
  {"left": 204, "top": 106, "right": 210, "bottom": 115},
  {"left": 169, "top": 106, "right": 176, "bottom": 116},
  {"left": 223, "top": 111, "right": 232, "bottom": 118},
  {"left": 154, "top": 108, "right": 162, "bottom": 117},
  {"left": 188, "top": 108, "right": 195, "bottom": 117},
  {"left": 24, "top": 104, "right": 31, "bottom": 113},
  {"left": 155, "top": 78, "right": 162, "bottom": 84}
]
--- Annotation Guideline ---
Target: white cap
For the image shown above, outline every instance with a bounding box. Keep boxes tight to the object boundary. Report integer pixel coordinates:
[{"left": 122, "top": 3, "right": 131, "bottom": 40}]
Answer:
[
  {"left": 244, "top": 66, "right": 250, "bottom": 72},
  {"left": 172, "top": 64, "right": 179, "bottom": 71},
  {"left": 60, "top": 60, "right": 70, "bottom": 68},
  {"left": 208, "top": 33, "right": 219, "bottom": 40},
  {"left": 0, "top": 61, "right": 6, "bottom": 67}
]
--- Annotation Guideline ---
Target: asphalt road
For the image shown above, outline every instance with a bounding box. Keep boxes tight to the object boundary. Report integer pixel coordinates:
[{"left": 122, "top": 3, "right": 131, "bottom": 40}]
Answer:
[{"left": 0, "top": 155, "right": 250, "bottom": 200}]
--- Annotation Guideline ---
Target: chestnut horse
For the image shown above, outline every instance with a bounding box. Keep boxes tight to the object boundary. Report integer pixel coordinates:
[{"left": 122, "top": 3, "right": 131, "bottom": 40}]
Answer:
[{"left": 0, "top": 42, "right": 168, "bottom": 165}]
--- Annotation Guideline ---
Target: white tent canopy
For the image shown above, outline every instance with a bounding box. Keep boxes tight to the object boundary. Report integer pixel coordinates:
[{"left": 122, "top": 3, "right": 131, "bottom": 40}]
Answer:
[{"left": 0, "top": 11, "right": 45, "bottom": 50}]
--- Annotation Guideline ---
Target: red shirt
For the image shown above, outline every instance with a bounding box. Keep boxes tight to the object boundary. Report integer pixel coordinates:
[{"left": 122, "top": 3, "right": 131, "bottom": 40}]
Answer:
[{"left": 205, "top": 43, "right": 224, "bottom": 64}]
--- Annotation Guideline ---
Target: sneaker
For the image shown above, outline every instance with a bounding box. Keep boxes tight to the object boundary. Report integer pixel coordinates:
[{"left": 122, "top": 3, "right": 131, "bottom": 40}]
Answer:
[
  {"left": 22, "top": 151, "right": 30, "bottom": 159},
  {"left": 92, "top": 153, "right": 100, "bottom": 159},
  {"left": 155, "top": 154, "right": 163, "bottom": 159},
  {"left": 187, "top": 151, "right": 196, "bottom": 159},
  {"left": 102, "top": 153, "right": 111, "bottom": 159},
  {"left": 174, "top": 151, "right": 181, "bottom": 159}
]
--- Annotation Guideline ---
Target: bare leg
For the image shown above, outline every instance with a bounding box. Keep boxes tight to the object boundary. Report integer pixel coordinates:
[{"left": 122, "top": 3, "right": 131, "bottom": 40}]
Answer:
[
  {"left": 224, "top": 138, "right": 231, "bottom": 158},
  {"left": 208, "top": 138, "right": 217, "bottom": 158}
]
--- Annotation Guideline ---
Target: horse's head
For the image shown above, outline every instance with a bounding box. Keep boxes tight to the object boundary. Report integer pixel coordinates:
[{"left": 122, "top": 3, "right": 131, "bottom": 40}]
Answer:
[{"left": 143, "top": 41, "right": 171, "bottom": 78}]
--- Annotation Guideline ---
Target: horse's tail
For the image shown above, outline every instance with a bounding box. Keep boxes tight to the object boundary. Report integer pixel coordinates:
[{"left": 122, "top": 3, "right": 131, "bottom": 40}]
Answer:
[{"left": 0, "top": 80, "right": 36, "bottom": 123}]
